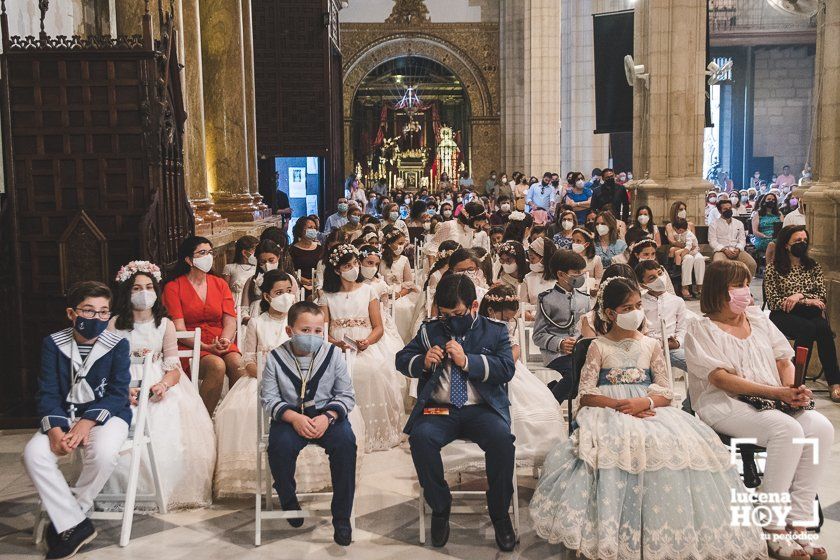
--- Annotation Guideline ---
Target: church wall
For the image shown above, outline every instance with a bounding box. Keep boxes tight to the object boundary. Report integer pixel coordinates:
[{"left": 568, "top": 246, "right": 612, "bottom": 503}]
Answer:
[
  {"left": 6, "top": 0, "right": 110, "bottom": 38},
  {"left": 752, "top": 45, "right": 814, "bottom": 177},
  {"left": 341, "top": 0, "right": 499, "bottom": 23}
]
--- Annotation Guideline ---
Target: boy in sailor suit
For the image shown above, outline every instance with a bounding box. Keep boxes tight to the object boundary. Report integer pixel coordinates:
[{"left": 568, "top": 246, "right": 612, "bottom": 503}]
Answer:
[
  {"left": 260, "top": 301, "right": 356, "bottom": 547},
  {"left": 532, "top": 250, "right": 590, "bottom": 404},
  {"left": 23, "top": 281, "right": 131, "bottom": 560}
]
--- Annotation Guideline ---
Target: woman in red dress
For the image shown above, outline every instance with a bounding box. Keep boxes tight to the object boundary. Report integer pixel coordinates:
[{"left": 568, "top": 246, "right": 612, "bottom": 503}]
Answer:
[{"left": 163, "top": 236, "right": 244, "bottom": 414}]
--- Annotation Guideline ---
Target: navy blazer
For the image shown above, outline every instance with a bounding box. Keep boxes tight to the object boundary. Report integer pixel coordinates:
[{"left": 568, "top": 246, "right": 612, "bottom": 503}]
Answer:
[
  {"left": 36, "top": 328, "right": 132, "bottom": 433},
  {"left": 395, "top": 314, "right": 515, "bottom": 430}
]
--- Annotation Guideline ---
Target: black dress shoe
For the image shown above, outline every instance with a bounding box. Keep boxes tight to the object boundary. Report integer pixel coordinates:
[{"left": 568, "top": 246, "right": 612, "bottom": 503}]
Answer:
[
  {"left": 46, "top": 518, "right": 97, "bottom": 560},
  {"left": 283, "top": 499, "right": 304, "bottom": 528},
  {"left": 45, "top": 521, "right": 59, "bottom": 549},
  {"left": 493, "top": 515, "right": 516, "bottom": 552},
  {"left": 430, "top": 511, "right": 450, "bottom": 547},
  {"left": 741, "top": 448, "right": 761, "bottom": 489},
  {"left": 333, "top": 519, "right": 352, "bottom": 546}
]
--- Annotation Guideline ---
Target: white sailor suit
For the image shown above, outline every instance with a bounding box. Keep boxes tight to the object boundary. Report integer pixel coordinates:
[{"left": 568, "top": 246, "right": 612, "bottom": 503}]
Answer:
[{"left": 23, "top": 328, "right": 132, "bottom": 533}]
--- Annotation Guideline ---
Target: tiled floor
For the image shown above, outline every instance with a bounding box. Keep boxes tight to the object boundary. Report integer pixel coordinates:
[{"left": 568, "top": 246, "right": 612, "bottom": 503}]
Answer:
[{"left": 2, "top": 290, "right": 840, "bottom": 559}]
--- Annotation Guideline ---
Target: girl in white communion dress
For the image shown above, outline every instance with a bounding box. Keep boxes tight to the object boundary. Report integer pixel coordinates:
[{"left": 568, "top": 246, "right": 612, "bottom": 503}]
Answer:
[{"left": 106, "top": 261, "right": 215, "bottom": 510}]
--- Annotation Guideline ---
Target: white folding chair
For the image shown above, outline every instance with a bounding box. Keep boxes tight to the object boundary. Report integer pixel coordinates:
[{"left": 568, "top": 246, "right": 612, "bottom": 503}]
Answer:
[
  {"left": 34, "top": 354, "right": 167, "bottom": 548},
  {"left": 417, "top": 413, "right": 521, "bottom": 544},
  {"left": 175, "top": 329, "right": 202, "bottom": 388},
  {"left": 255, "top": 349, "right": 356, "bottom": 546}
]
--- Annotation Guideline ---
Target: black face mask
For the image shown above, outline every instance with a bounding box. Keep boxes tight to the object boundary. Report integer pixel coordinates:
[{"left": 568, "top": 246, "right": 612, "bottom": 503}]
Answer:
[
  {"left": 603, "top": 177, "right": 615, "bottom": 186},
  {"left": 790, "top": 241, "right": 808, "bottom": 258},
  {"left": 721, "top": 209, "right": 733, "bottom": 219},
  {"left": 765, "top": 200, "right": 777, "bottom": 209},
  {"left": 551, "top": 180, "right": 560, "bottom": 187}
]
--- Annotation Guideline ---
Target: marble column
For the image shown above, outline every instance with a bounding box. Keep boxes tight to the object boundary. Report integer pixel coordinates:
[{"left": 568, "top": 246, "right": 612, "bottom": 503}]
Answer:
[
  {"left": 200, "top": 0, "right": 259, "bottom": 221},
  {"left": 240, "top": 0, "right": 267, "bottom": 215},
  {"left": 801, "top": 0, "right": 840, "bottom": 341},
  {"left": 630, "top": 0, "right": 711, "bottom": 224},
  {"left": 176, "top": 0, "right": 220, "bottom": 226}
]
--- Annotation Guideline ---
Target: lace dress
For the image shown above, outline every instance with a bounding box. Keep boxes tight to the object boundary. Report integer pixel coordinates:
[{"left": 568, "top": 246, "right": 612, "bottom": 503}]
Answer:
[
  {"left": 222, "top": 263, "right": 256, "bottom": 306},
  {"left": 379, "top": 255, "right": 420, "bottom": 343},
  {"left": 321, "top": 284, "right": 405, "bottom": 452},
  {"left": 442, "top": 321, "right": 563, "bottom": 471},
  {"left": 530, "top": 336, "right": 766, "bottom": 560},
  {"left": 106, "top": 318, "right": 215, "bottom": 510},
  {"left": 213, "top": 311, "right": 365, "bottom": 496}
]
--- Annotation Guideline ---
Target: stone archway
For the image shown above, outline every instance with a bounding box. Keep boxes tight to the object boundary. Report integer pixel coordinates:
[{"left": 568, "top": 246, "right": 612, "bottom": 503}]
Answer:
[{"left": 341, "top": 26, "right": 500, "bottom": 186}]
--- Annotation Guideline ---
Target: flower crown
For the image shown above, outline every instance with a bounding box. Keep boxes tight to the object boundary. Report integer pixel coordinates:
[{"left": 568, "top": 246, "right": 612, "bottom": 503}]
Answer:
[
  {"left": 595, "top": 276, "right": 625, "bottom": 322},
  {"left": 359, "top": 245, "right": 381, "bottom": 259},
  {"left": 484, "top": 292, "right": 519, "bottom": 304},
  {"left": 628, "top": 237, "right": 657, "bottom": 253},
  {"left": 572, "top": 226, "right": 593, "bottom": 240},
  {"left": 115, "top": 260, "right": 162, "bottom": 283},
  {"left": 498, "top": 241, "right": 520, "bottom": 257},
  {"left": 329, "top": 244, "right": 360, "bottom": 267},
  {"left": 509, "top": 211, "right": 526, "bottom": 222},
  {"left": 436, "top": 248, "right": 457, "bottom": 264},
  {"left": 383, "top": 228, "right": 404, "bottom": 245}
]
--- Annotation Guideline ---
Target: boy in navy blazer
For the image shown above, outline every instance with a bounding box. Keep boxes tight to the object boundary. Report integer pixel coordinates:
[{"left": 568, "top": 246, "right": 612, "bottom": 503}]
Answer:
[
  {"left": 23, "top": 281, "right": 131, "bottom": 560},
  {"left": 396, "top": 274, "right": 517, "bottom": 552}
]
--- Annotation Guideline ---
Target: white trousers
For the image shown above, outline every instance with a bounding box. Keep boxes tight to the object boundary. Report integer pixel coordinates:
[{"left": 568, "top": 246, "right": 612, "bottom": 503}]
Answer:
[
  {"left": 23, "top": 418, "right": 128, "bottom": 533},
  {"left": 712, "top": 407, "right": 833, "bottom": 529},
  {"left": 681, "top": 253, "right": 705, "bottom": 287}
]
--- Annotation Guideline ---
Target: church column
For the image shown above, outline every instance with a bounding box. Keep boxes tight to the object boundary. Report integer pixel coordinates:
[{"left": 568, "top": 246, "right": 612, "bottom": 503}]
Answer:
[
  {"left": 199, "top": 0, "right": 259, "bottom": 221},
  {"left": 525, "top": 0, "right": 562, "bottom": 174},
  {"left": 240, "top": 0, "right": 267, "bottom": 215},
  {"left": 176, "top": 0, "right": 220, "bottom": 226},
  {"left": 114, "top": 0, "right": 149, "bottom": 36},
  {"left": 630, "top": 0, "right": 710, "bottom": 223},
  {"left": 801, "top": 0, "right": 840, "bottom": 337}
]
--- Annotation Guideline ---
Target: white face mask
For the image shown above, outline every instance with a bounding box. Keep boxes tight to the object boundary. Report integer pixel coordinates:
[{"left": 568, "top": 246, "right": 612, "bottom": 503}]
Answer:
[
  {"left": 595, "top": 224, "right": 610, "bottom": 237},
  {"left": 263, "top": 261, "right": 279, "bottom": 272},
  {"left": 502, "top": 262, "right": 518, "bottom": 274},
  {"left": 389, "top": 212, "right": 400, "bottom": 222},
  {"left": 501, "top": 203, "right": 511, "bottom": 212},
  {"left": 575, "top": 180, "right": 585, "bottom": 189},
  {"left": 392, "top": 244, "right": 405, "bottom": 255},
  {"left": 645, "top": 274, "right": 668, "bottom": 293},
  {"left": 443, "top": 210, "right": 452, "bottom": 218},
  {"left": 360, "top": 265, "right": 378, "bottom": 280},
  {"left": 269, "top": 292, "right": 294, "bottom": 313},
  {"left": 614, "top": 308, "right": 645, "bottom": 331},
  {"left": 423, "top": 222, "right": 431, "bottom": 231},
  {"left": 677, "top": 209, "right": 687, "bottom": 219},
  {"left": 247, "top": 254, "right": 257, "bottom": 266},
  {"left": 131, "top": 290, "right": 157, "bottom": 311},
  {"left": 340, "top": 266, "right": 360, "bottom": 282},
  {"left": 572, "top": 243, "right": 586, "bottom": 254},
  {"left": 530, "top": 262, "right": 544, "bottom": 273},
  {"left": 192, "top": 254, "right": 213, "bottom": 273},
  {"left": 638, "top": 214, "right": 650, "bottom": 225},
  {"left": 561, "top": 220, "right": 574, "bottom": 231}
]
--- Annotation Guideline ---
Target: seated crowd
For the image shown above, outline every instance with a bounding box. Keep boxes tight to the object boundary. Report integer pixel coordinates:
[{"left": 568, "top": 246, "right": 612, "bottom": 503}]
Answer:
[{"left": 22, "top": 166, "right": 836, "bottom": 560}]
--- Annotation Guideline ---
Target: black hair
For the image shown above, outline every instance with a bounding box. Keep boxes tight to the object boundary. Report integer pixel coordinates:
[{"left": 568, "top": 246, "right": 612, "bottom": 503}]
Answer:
[
  {"left": 773, "top": 225, "right": 815, "bottom": 275},
  {"left": 671, "top": 218, "right": 689, "bottom": 231},
  {"left": 758, "top": 193, "right": 781, "bottom": 217},
  {"left": 478, "top": 284, "right": 519, "bottom": 317},
  {"left": 320, "top": 229, "right": 350, "bottom": 267},
  {"left": 67, "top": 280, "right": 111, "bottom": 309},
  {"left": 409, "top": 200, "right": 428, "bottom": 221},
  {"left": 472, "top": 247, "right": 495, "bottom": 288},
  {"left": 627, "top": 238, "right": 658, "bottom": 268},
  {"left": 381, "top": 224, "right": 407, "bottom": 268},
  {"left": 497, "top": 241, "right": 527, "bottom": 282},
  {"left": 530, "top": 237, "right": 558, "bottom": 281},
  {"left": 601, "top": 263, "right": 639, "bottom": 288},
  {"left": 549, "top": 249, "right": 586, "bottom": 277},
  {"left": 489, "top": 225, "right": 505, "bottom": 240},
  {"left": 634, "top": 205, "right": 656, "bottom": 235},
  {"left": 593, "top": 277, "right": 642, "bottom": 335},
  {"left": 716, "top": 197, "right": 733, "bottom": 212},
  {"left": 424, "top": 240, "right": 461, "bottom": 290},
  {"left": 457, "top": 201, "right": 487, "bottom": 227},
  {"left": 113, "top": 272, "right": 168, "bottom": 330},
  {"left": 233, "top": 235, "right": 260, "bottom": 264},
  {"left": 633, "top": 259, "right": 662, "bottom": 284},
  {"left": 503, "top": 213, "right": 533, "bottom": 243},
  {"left": 258, "top": 270, "right": 294, "bottom": 313},
  {"left": 571, "top": 227, "right": 596, "bottom": 259},
  {"left": 260, "top": 227, "right": 288, "bottom": 248},
  {"left": 435, "top": 273, "right": 477, "bottom": 310},
  {"left": 166, "top": 236, "right": 215, "bottom": 283},
  {"left": 288, "top": 300, "right": 323, "bottom": 328},
  {"left": 322, "top": 245, "right": 360, "bottom": 294}
]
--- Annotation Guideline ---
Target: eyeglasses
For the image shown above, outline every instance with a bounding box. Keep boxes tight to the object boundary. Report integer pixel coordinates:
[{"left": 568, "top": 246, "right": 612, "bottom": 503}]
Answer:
[
  {"left": 193, "top": 249, "right": 213, "bottom": 257},
  {"left": 75, "top": 308, "right": 111, "bottom": 320}
]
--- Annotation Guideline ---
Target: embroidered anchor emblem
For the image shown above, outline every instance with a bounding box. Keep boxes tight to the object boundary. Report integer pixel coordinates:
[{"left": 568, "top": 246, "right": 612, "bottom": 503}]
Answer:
[{"left": 94, "top": 378, "right": 108, "bottom": 398}]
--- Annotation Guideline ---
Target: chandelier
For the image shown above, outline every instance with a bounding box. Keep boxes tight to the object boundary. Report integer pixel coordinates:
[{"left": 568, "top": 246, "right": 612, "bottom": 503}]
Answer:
[{"left": 395, "top": 85, "right": 422, "bottom": 115}]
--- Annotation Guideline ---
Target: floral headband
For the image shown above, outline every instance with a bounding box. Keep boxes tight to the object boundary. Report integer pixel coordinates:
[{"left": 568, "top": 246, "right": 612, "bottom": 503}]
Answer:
[
  {"left": 498, "top": 241, "right": 521, "bottom": 257},
  {"left": 572, "top": 227, "right": 593, "bottom": 240},
  {"left": 509, "top": 211, "right": 526, "bottom": 222},
  {"left": 628, "top": 238, "right": 657, "bottom": 254},
  {"left": 383, "top": 228, "right": 405, "bottom": 245},
  {"left": 115, "top": 260, "right": 162, "bottom": 283},
  {"left": 484, "top": 292, "right": 519, "bottom": 303},
  {"left": 436, "top": 248, "right": 457, "bottom": 264},
  {"left": 595, "top": 276, "right": 625, "bottom": 322},
  {"left": 359, "top": 246, "right": 381, "bottom": 259},
  {"left": 328, "top": 244, "right": 360, "bottom": 267}
]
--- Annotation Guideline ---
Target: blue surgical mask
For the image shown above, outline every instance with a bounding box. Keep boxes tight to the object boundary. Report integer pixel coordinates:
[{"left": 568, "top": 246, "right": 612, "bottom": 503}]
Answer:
[
  {"left": 74, "top": 316, "right": 109, "bottom": 339},
  {"left": 305, "top": 228, "right": 318, "bottom": 240},
  {"left": 338, "top": 203, "right": 349, "bottom": 213},
  {"left": 291, "top": 333, "right": 324, "bottom": 354},
  {"left": 349, "top": 215, "right": 360, "bottom": 225},
  {"left": 446, "top": 312, "right": 475, "bottom": 337}
]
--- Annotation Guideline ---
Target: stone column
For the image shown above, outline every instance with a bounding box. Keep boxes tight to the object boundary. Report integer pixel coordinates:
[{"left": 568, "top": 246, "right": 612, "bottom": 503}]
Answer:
[
  {"left": 114, "top": 0, "right": 148, "bottom": 36},
  {"left": 240, "top": 0, "right": 267, "bottom": 215},
  {"left": 500, "top": 0, "right": 527, "bottom": 172},
  {"left": 199, "top": 0, "right": 259, "bottom": 221},
  {"left": 526, "top": 0, "right": 562, "bottom": 175},
  {"left": 630, "top": 0, "right": 711, "bottom": 224},
  {"left": 176, "top": 0, "right": 221, "bottom": 227},
  {"left": 802, "top": 0, "right": 840, "bottom": 342}
]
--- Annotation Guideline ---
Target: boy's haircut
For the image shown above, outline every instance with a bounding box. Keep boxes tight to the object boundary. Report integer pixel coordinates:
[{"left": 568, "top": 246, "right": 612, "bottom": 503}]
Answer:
[
  {"left": 634, "top": 259, "right": 661, "bottom": 283},
  {"left": 435, "top": 273, "right": 477, "bottom": 310},
  {"left": 67, "top": 281, "right": 111, "bottom": 309},
  {"left": 549, "top": 249, "right": 586, "bottom": 276},
  {"left": 287, "top": 301, "right": 324, "bottom": 327},
  {"left": 716, "top": 197, "right": 732, "bottom": 211}
]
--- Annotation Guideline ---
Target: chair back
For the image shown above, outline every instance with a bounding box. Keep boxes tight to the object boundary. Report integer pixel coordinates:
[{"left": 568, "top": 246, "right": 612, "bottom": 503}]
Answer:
[
  {"left": 175, "top": 328, "right": 202, "bottom": 388},
  {"left": 256, "top": 350, "right": 270, "bottom": 442},
  {"left": 131, "top": 354, "right": 155, "bottom": 436},
  {"left": 568, "top": 337, "right": 595, "bottom": 434},
  {"left": 659, "top": 317, "right": 674, "bottom": 392}
]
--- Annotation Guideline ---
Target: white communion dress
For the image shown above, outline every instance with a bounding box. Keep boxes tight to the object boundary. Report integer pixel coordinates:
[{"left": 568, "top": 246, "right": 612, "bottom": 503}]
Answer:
[
  {"left": 379, "top": 254, "right": 420, "bottom": 343},
  {"left": 321, "top": 284, "right": 405, "bottom": 452},
  {"left": 213, "top": 310, "right": 366, "bottom": 496},
  {"left": 106, "top": 317, "right": 215, "bottom": 510}
]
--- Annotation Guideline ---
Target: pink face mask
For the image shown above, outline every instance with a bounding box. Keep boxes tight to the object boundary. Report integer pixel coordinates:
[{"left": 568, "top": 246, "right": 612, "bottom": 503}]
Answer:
[{"left": 728, "top": 286, "right": 752, "bottom": 314}]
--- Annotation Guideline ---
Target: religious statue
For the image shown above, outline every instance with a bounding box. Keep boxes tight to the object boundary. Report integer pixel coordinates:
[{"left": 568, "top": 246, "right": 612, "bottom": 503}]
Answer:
[{"left": 385, "top": 0, "right": 430, "bottom": 25}]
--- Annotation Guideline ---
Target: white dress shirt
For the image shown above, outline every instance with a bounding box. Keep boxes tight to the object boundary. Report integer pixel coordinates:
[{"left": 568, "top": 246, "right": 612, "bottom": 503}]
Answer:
[
  {"left": 708, "top": 217, "right": 746, "bottom": 252},
  {"left": 783, "top": 208, "right": 806, "bottom": 228},
  {"left": 642, "top": 290, "right": 687, "bottom": 346}
]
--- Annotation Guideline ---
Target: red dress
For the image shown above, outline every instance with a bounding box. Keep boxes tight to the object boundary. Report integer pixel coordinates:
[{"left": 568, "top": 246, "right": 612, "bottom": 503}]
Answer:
[{"left": 162, "top": 274, "right": 240, "bottom": 372}]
